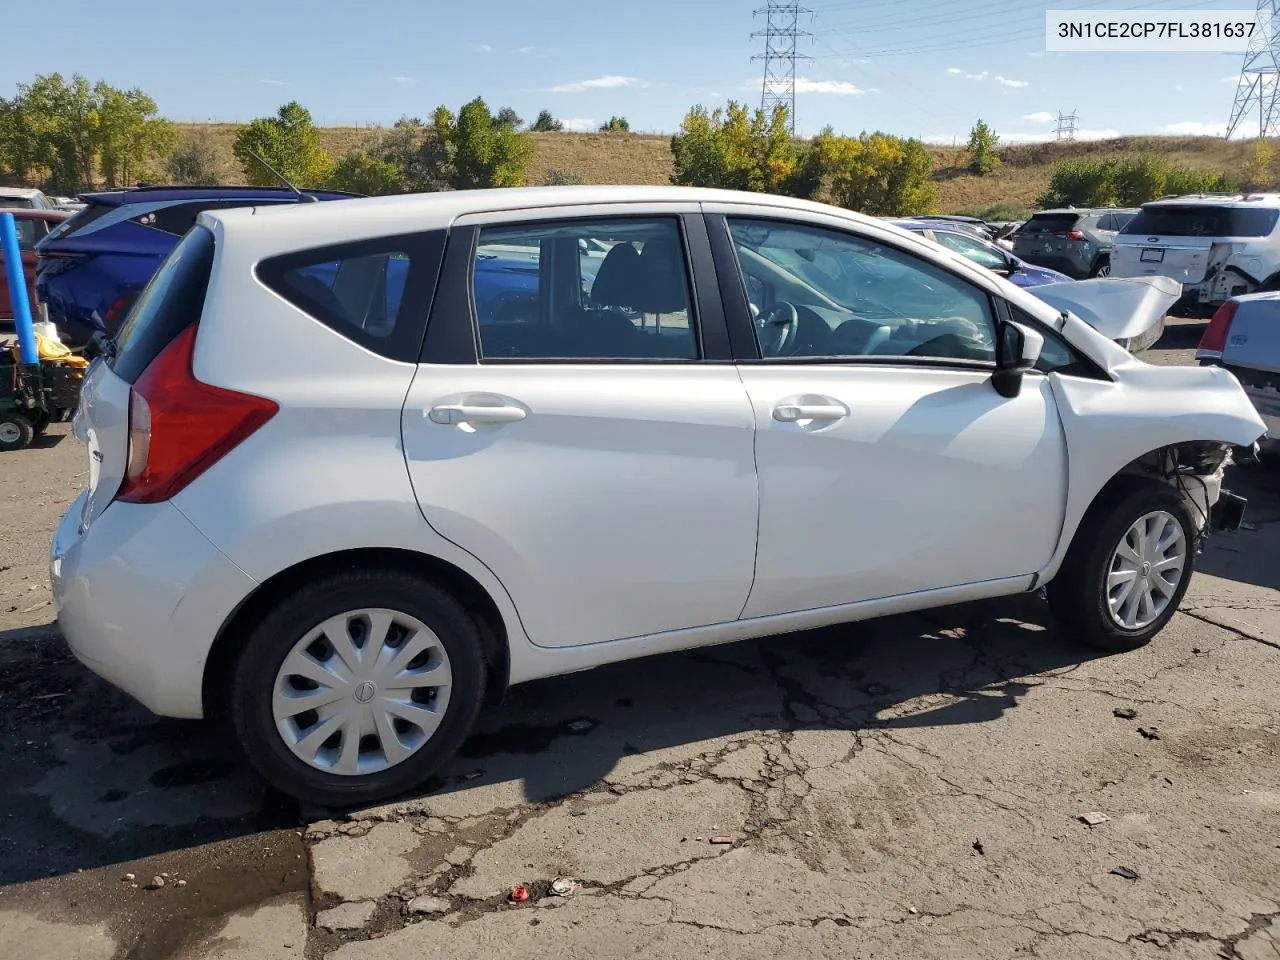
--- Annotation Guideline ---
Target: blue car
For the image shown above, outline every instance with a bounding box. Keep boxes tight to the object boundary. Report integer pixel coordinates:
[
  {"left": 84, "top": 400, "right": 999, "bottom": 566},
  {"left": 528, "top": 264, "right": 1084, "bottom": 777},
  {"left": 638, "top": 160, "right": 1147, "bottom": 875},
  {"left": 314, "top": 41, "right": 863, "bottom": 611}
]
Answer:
[
  {"left": 35, "top": 185, "right": 360, "bottom": 346},
  {"left": 887, "top": 219, "right": 1073, "bottom": 288}
]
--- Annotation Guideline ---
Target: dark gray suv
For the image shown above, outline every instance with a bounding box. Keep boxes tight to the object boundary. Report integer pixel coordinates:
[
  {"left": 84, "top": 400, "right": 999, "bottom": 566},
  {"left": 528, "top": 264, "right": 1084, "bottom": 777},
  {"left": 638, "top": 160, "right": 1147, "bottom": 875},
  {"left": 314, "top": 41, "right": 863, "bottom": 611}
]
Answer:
[{"left": 1012, "top": 208, "right": 1138, "bottom": 280}]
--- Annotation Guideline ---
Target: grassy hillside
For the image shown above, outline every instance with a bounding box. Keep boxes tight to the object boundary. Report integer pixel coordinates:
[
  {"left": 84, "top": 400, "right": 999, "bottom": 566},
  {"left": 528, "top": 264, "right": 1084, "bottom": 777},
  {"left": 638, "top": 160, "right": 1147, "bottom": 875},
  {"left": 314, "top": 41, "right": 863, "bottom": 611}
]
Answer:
[{"left": 176, "top": 123, "right": 1260, "bottom": 215}]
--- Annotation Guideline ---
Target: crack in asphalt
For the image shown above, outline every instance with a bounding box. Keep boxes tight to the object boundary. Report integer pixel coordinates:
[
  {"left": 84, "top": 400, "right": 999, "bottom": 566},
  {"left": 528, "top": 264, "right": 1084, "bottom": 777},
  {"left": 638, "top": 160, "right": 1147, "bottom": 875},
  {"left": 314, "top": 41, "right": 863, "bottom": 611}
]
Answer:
[{"left": 1183, "top": 610, "right": 1280, "bottom": 652}]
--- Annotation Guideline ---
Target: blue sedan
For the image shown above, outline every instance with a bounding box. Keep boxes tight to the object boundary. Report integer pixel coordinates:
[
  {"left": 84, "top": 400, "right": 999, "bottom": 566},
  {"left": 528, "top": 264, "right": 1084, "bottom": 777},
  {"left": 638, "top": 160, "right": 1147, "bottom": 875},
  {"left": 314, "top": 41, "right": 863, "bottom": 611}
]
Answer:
[{"left": 886, "top": 219, "right": 1073, "bottom": 288}]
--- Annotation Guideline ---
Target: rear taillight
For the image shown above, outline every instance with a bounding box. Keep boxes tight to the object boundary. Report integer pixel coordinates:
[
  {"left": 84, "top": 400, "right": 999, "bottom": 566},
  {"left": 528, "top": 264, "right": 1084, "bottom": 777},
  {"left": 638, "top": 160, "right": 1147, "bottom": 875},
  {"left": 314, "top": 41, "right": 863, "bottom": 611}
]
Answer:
[
  {"left": 1198, "top": 301, "right": 1239, "bottom": 359},
  {"left": 1066, "top": 230, "right": 1086, "bottom": 241},
  {"left": 115, "top": 325, "right": 278, "bottom": 504}
]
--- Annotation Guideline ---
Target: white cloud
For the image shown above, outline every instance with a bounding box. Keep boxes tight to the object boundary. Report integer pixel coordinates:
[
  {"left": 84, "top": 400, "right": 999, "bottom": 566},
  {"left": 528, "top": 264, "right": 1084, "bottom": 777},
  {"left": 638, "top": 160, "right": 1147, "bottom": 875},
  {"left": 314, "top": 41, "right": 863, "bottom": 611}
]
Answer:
[
  {"left": 1159, "top": 120, "right": 1230, "bottom": 136},
  {"left": 561, "top": 117, "right": 596, "bottom": 132},
  {"left": 472, "top": 44, "right": 493, "bottom": 53},
  {"left": 258, "top": 78, "right": 287, "bottom": 86},
  {"left": 519, "top": 45, "right": 551, "bottom": 57},
  {"left": 946, "top": 67, "right": 963, "bottom": 75},
  {"left": 795, "top": 78, "right": 868, "bottom": 95},
  {"left": 965, "top": 71, "right": 988, "bottom": 81},
  {"left": 925, "top": 128, "right": 1121, "bottom": 144},
  {"left": 389, "top": 76, "right": 416, "bottom": 84},
  {"left": 548, "top": 75, "right": 642, "bottom": 93},
  {"left": 995, "top": 75, "right": 1029, "bottom": 88},
  {"left": 1023, "top": 111, "right": 1055, "bottom": 123}
]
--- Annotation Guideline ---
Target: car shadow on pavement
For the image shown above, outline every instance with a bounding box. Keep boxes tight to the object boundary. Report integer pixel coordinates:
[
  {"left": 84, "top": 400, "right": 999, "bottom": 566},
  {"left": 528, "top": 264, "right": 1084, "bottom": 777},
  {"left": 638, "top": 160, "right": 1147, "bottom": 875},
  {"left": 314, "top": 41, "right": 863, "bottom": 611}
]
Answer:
[
  {"left": 1195, "top": 464, "right": 1280, "bottom": 592},
  {"left": 0, "top": 594, "right": 1103, "bottom": 887}
]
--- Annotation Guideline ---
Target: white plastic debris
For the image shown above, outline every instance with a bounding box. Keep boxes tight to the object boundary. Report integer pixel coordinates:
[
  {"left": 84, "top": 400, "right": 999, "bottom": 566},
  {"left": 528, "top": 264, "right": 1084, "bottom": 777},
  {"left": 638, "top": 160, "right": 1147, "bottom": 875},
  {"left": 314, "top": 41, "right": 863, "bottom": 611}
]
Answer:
[
  {"left": 549, "top": 877, "right": 580, "bottom": 898},
  {"left": 1079, "top": 812, "right": 1111, "bottom": 826}
]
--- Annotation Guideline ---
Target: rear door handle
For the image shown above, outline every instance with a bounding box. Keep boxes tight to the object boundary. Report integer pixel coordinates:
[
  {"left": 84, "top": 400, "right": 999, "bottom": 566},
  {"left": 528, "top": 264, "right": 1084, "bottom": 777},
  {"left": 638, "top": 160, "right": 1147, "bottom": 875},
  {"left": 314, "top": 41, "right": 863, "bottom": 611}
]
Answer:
[
  {"left": 428, "top": 404, "right": 527, "bottom": 425},
  {"left": 773, "top": 403, "right": 847, "bottom": 423}
]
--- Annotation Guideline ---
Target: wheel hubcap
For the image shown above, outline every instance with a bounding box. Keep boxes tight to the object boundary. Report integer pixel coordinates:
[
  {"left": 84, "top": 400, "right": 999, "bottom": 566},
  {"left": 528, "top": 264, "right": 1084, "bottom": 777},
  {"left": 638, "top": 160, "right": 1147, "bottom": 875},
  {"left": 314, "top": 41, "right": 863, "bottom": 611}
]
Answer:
[
  {"left": 1106, "top": 510, "right": 1187, "bottom": 630},
  {"left": 272, "top": 608, "right": 453, "bottom": 776},
  {"left": 0, "top": 422, "right": 21, "bottom": 444}
]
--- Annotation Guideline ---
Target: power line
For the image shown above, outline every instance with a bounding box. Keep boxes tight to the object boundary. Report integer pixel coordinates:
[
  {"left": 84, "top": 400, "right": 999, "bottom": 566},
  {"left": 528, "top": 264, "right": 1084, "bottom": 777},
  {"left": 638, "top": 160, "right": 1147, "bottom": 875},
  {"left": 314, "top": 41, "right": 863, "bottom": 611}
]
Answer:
[
  {"left": 1226, "top": 0, "right": 1280, "bottom": 138},
  {"left": 752, "top": 2, "right": 815, "bottom": 133}
]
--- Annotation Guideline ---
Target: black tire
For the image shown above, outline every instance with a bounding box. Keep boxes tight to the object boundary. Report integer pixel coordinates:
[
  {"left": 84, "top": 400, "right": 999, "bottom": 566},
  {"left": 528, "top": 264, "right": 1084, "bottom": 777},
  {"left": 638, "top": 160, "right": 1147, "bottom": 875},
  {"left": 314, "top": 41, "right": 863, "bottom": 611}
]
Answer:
[
  {"left": 30, "top": 412, "right": 50, "bottom": 436},
  {"left": 230, "top": 569, "right": 488, "bottom": 807},
  {"left": 1046, "top": 482, "right": 1196, "bottom": 652},
  {"left": 1089, "top": 256, "right": 1111, "bottom": 279},
  {"left": 0, "top": 412, "right": 35, "bottom": 452}
]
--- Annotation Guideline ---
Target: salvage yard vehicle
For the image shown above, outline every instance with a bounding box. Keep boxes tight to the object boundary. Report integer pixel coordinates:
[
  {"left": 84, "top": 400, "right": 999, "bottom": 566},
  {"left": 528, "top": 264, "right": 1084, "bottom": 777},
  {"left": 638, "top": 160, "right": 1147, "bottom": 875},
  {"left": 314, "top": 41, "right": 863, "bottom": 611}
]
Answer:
[
  {"left": 1111, "top": 194, "right": 1280, "bottom": 317},
  {"left": 0, "top": 209, "right": 67, "bottom": 334},
  {"left": 1196, "top": 292, "right": 1280, "bottom": 448},
  {"left": 35, "top": 184, "right": 360, "bottom": 347},
  {"left": 51, "top": 186, "right": 1266, "bottom": 806},
  {"left": 1013, "top": 207, "right": 1137, "bottom": 279},
  {"left": 888, "top": 218, "right": 1073, "bottom": 288}
]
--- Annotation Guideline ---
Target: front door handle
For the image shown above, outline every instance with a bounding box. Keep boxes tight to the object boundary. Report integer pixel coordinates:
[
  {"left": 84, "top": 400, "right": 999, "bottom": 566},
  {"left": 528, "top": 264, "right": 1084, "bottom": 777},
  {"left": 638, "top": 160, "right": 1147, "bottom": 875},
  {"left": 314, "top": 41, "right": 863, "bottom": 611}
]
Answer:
[
  {"left": 428, "top": 403, "right": 527, "bottom": 425},
  {"left": 773, "top": 403, "right": 847, "bottom": 423}
]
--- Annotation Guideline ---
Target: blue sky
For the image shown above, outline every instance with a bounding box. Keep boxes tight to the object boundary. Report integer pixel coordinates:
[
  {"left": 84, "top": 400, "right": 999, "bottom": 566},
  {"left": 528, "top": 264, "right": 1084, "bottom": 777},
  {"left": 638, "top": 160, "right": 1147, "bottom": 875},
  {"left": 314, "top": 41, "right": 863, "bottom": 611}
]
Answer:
[{"left": 1, "top": 0, "right": 1259, "bottom": 141}]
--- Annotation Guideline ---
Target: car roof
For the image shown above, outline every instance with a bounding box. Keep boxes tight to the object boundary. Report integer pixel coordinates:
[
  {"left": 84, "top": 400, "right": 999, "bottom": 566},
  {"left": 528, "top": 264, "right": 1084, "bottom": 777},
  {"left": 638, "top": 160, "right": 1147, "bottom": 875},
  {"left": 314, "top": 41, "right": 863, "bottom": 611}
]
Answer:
[
  {"left": 79, "top": 184, "right": 362, "bottom": 206},
  {"left": 1137, "top": 193, "right": 1280, "bottom": 209},
  {"left": 0, "top": 187, "right": 44, "bottom": 199},
  {"left": 1031, "top": 207, "right": 1138, "bottom": 216},
  {"left": 202, "top": 185, "right": 900, "bottom": 248}
]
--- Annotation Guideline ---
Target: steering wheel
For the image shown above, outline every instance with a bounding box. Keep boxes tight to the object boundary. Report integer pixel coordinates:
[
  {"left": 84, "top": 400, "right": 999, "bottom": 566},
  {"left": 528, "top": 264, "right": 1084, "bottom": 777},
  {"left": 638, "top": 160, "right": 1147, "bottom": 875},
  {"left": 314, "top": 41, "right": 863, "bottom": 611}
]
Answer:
[{"left": 755, "top": 301, "right": 799, "bottom": 357}]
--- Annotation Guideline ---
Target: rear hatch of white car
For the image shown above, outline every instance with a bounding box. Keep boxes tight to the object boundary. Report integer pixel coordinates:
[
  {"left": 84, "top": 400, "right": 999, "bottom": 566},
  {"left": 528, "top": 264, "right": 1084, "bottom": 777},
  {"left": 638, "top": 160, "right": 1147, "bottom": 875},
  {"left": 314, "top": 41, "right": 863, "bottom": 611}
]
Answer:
[
  {"left": 1113, "top": 203, "right": 1280, "bottom": 284},
  {"left": 74, "top": 223, "right": 252, "bottom": 529}
]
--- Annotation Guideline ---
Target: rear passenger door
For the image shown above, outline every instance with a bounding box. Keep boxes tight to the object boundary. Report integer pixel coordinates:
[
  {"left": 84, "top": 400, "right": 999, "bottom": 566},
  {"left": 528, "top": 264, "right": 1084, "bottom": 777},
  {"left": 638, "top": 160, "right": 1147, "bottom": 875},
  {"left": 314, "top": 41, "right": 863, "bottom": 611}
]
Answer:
[{"left": 400, "top": 206, "right": 760, "bottom": 649}]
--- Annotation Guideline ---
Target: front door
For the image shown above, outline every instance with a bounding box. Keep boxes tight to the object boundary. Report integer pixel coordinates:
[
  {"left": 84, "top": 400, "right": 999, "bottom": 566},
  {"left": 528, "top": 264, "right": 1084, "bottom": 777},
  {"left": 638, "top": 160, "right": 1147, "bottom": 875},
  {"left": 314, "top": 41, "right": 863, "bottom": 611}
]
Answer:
[
  {"left": 713, "top": 212, "right": 1069, "bottom": 619},
  {"left": 401, "top": 209, "right": 759, "bottom": 648}
]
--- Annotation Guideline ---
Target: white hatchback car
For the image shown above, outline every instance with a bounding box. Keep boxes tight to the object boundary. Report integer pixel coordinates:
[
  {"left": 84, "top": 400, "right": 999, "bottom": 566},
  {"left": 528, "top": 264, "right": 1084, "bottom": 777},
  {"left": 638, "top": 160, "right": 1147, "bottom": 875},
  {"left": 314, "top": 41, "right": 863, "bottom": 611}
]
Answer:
[{"left": 51, "top": 186, "right": 1266, "bottom": 806}]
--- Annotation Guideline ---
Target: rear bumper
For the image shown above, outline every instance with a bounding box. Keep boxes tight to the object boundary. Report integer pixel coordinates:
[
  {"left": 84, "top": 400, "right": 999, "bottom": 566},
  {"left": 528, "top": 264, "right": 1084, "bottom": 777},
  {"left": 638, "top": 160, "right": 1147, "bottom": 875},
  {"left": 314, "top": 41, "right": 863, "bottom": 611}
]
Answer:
[
  {"left": 51, "top": 491, "right": 258, "bottom": 719},
  {"left": 1016, "top": 253, "right": 1091, "bottom": 279}
]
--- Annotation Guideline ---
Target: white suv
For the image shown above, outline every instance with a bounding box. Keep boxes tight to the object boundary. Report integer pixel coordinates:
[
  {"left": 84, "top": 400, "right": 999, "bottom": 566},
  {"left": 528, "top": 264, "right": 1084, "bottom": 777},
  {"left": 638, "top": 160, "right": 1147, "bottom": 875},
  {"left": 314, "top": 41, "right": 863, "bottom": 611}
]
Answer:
[
  {"left": 51, "top": 186, "right": 1266, "bottom": 806},
  {"left": 1111, "top": 194, "right": 1280, "bottom": 316}
]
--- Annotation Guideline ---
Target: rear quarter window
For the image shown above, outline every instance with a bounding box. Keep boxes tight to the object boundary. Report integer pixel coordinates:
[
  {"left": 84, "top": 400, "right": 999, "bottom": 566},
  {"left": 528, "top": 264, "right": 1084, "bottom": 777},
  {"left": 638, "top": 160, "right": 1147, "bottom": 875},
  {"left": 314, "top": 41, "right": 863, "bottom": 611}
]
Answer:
[
  {"left": 256, "top": 231, "right": 446, "bottom": 363},
  {"left": 1122, "top": 206, "right": 1280, "bottom": 238}
]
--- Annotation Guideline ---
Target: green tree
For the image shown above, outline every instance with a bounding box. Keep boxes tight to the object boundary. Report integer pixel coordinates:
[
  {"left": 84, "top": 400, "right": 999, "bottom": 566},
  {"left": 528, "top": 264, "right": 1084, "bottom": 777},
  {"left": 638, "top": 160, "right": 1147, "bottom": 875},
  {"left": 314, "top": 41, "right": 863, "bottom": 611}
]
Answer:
[
  {"left": 820, "top": 132, "right": 938, "bottom": 216},
  {"left": 328, "top": 149, "right": 401, "bottom": 195},
  {"left": 965, "top": 119, "right": 1000, "bottom": 176},
  {"left": 1038, "top": 158, "right": 1119, "bottom": 207},
  {"left": 530, "top": 109, "right": 564, "bottom": 132},
  {"left": 166, "top": 128, "right": 227, "bottom": 184},
  {"left": 599, "top": 116, "right": 630, "bottom": 133},
  {"left": 1243, "top": 139, "right": 1275, "bottom": 190},
  {"left": 669, "top": 101, "right": 800, "bottom": 195},
  {"left": 431, "top": 97, "right": 534, "bottom": 189},
  {"left": 0, "top": 73, "right": 174, "bottom": 192},
  {"left": 233, "top": 100, "right": 334, "bottom": 187},
  {"left": 493, "top": 107, "right": 524, "bottom": 130},
  {"left": 95, "top": 84, "right": 176, "bottom": 187}
]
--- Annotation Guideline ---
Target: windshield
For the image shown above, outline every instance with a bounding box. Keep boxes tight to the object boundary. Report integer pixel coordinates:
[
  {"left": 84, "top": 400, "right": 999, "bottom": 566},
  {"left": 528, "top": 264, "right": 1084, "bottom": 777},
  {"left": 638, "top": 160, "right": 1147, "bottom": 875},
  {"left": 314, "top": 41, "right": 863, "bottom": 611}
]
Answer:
[{"left": 1122, "top": 205, "right": 1280, "bottom": 238}]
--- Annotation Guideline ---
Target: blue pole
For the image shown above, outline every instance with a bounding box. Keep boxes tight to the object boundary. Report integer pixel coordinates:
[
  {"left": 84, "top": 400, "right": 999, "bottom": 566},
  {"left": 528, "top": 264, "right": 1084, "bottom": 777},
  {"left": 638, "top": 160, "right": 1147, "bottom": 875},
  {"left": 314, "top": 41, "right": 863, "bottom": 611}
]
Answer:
[{"left": 0, "top": 212, "right": 37, "bottom": 365}]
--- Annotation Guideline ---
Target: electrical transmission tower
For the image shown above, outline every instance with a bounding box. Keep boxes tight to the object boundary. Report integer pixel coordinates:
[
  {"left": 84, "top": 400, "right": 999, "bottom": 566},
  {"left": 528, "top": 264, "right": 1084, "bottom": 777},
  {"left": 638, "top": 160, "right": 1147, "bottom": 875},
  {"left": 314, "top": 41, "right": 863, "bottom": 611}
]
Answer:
[
  {"left": 1055, "top": 110, "right": 1079, "bottom": 142},
  {"left": 752, "top": 2, "right": 813, "bottom": 134},
  {"left": 1226, "top": 0, "right": 1280, "bottom": 138}
]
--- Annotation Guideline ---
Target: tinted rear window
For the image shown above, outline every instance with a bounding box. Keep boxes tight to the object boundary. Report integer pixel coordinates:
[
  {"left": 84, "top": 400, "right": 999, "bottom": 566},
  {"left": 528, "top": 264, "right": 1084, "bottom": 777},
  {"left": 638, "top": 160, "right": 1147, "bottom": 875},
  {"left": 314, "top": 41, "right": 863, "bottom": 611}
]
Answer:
[
  {"left": 41, "top": 201, "right": 115, "bottom": 244},
  {"left": 1122, "top": 205, "right": 1280, "bottom": 238},
  {"left": 0, "top": 197, "right": 34, "bottom": 209},
  {"left": 110, "top": 225, "right": 215, "bottom": 383},
  {"left": 1021, "top": 214, "right": 1080, "bottom": 234}
]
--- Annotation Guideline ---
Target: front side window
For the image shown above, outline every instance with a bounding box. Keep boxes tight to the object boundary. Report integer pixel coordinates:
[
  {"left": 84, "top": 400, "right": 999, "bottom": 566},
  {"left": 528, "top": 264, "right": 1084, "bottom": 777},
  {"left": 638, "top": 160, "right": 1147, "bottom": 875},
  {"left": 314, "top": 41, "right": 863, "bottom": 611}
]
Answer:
[
  {"left": 727, "top": 218, "right": 997, "bottom": 363},
  {"left": 471, "top": 217, "right": 699, "bottom": 361}
]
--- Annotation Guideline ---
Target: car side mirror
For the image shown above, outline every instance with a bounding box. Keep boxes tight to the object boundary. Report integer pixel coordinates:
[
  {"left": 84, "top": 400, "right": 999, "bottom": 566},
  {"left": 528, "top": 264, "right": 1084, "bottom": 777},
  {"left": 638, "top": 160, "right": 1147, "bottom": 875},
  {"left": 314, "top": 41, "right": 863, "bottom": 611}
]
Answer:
[{"left": 991, "top": 320, "right": 1044, "bottom": 399}]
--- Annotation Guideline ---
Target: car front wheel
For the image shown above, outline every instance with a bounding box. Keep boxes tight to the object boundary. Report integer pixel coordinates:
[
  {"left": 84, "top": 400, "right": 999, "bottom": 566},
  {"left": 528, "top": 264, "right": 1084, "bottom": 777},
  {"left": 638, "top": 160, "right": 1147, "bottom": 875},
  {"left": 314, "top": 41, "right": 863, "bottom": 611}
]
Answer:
[
  {"left": 1047, "top": 484, "right": 1195, "bottom": 652},
  {"left": 230, "top": 569, "right": 487, "bottom": 807}
]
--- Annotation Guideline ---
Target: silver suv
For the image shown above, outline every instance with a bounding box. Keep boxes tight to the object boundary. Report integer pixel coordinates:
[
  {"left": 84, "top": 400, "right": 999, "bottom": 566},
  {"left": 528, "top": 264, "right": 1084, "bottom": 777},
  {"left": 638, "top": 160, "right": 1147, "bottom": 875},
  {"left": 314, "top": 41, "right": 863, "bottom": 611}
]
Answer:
[{"left": 1012, "top": 208, "right": 1137, "bottom": 280}]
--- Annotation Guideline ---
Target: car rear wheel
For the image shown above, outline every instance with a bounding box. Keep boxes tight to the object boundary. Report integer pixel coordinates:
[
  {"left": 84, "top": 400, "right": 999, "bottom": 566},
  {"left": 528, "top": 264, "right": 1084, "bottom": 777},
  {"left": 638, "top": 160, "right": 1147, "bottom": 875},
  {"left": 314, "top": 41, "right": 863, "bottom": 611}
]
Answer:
[
  {"left": 1047, "top": 483, "right": 1195, "bottom": 652},
  {"left": 0, "top": 413, "right": 34, "bottom": 451},
  {"left": 230, "top": 569, "right": 487, "bottom": 807},
  {"left": 1090, "top": 257, "right": 1111, "bottom": 278}
]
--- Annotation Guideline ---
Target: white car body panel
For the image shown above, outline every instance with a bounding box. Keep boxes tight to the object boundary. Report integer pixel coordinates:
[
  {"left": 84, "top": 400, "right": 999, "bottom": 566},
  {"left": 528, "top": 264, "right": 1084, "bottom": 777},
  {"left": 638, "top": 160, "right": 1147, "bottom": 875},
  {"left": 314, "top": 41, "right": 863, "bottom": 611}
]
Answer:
[
  {"left": 736, "top": 365, "right": 1067, "bottom": 617},
  {"left": 401, "top": 364, "right": 759, "bottom": 648},
  {"left": 46, "top": 185, "right": 1272, "bottom": 723}
]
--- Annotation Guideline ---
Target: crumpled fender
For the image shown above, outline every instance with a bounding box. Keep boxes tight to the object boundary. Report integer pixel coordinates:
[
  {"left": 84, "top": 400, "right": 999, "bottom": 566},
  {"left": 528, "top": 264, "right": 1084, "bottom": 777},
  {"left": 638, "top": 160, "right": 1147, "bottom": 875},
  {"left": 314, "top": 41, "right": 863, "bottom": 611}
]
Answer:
[{"left": 1028, "top": 276, "right": 1182, "bottom": 342}]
